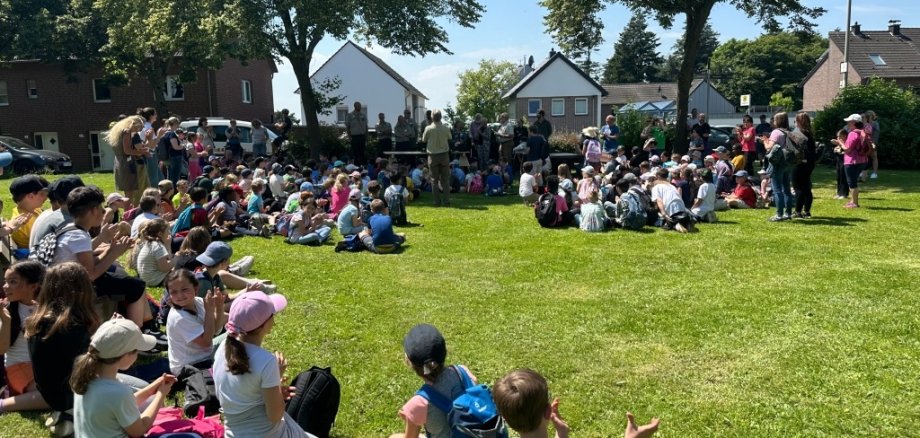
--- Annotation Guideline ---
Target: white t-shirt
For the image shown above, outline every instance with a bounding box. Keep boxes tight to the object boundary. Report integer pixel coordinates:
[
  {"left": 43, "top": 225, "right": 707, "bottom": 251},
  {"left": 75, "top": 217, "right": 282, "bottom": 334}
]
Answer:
[
  {"left": 74, "top": 378, "right": 139, "bottom": 438},
  {"left": 166, "top": 297, "right": 213, "bottom": 374},
  {"left": 3, "top": 302, "right": 35, "bottom": 366},
  {"left": 52, "top": 228, "right": 92, "bottom": 265},
  {"left": 651, "top": 183, "right": 687, "bottom": 218},
  {"left": 384, "top": 185, "right": 409, "bottom": 201},
  {"left": 288, "top": 212, "right": 307, "bottom": 241},
  {"left": 519, "top": 173, "right": 536, "bottom": 197},
  {"left": 693, "top": 182, "right": 716, "bottom": 216},
  {"left": 269, "top": 174, "right": 284, "bottom": 198},
  {"left": 136, "top": 241, "right": 170, "bottom": 286},
  {"left": 130, "top": 212, "right": 159, "bottom": 237},
  {"left": 213, "top": 340, "right": 280, "bottom": 416}
]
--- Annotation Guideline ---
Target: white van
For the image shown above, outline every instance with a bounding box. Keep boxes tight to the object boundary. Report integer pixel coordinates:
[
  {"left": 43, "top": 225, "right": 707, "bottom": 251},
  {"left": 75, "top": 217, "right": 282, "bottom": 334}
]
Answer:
[{"left": 179, "top": 118, "right": 280, "bottom": 156}]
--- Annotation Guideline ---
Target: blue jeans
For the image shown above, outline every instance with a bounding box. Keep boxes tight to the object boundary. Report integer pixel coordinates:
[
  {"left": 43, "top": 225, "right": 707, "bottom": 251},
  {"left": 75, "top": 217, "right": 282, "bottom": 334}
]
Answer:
[
  {"left": 168, "top": 156, "right": 185, "bottom": 185},
  {"left": 289, "top": 226, "right": 331, "bottom": 245},
  {"left": 148, "top": 160, "right": 164, "bottom": 187},
  {"left": 253, "top": 142, "right": 267, "bottom": 157},
  {"left": 770, "top": 166, "right": 794, "bottom": 216}
]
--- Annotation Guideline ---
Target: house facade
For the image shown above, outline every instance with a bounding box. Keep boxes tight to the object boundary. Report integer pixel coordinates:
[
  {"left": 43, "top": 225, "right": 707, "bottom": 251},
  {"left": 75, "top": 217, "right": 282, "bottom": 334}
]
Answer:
[
  {"left": 305, "top": 41, "right": 427, "bottom": 128},
  {"left": 601, "top": 79, "right": 735, "bottom": 120},
  {"left": 0, "top": 58, "right": 275, "bottom": 171},
  {"left": 502, "top": 52, "right": 607, "bottom": 132},
  {"left": 802, "top": 22, "right": 920, "bottom": 112}
]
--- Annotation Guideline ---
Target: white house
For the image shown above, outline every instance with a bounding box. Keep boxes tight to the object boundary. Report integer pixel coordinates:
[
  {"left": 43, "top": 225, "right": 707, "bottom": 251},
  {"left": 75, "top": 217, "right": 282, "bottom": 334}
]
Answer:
[
  {"left": 502, "top": 51, "right": 607, "bottom": 132},
  {"left": 601, "top": 79, "right": 736, "bottom": 121},
  {"left": 300, "top": 41, "right": 427, "bottom": 128}
]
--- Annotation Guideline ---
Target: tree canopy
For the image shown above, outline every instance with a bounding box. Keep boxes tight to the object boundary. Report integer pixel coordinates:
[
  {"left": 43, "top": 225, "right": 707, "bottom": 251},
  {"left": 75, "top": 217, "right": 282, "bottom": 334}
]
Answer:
[
  {"left": 455, "top": 59, "right": 519, "bottom": 122},
  {"left": 602, "top": 13, "right": 663, "bottom": 83}
]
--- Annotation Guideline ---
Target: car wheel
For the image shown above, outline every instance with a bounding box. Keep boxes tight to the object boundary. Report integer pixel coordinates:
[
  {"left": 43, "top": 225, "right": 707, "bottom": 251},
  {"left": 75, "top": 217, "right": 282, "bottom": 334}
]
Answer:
[{"left": 12, "top": 160, "right": 40, "bottom": 175}]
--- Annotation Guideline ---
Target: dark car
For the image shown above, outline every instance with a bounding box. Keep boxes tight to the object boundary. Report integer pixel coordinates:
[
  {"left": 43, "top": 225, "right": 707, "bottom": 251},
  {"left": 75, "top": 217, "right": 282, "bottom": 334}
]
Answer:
[
  {"left": 707, "top": 126, "right": 738, "bottom": 151},
  {"left": 0, "top": 136, "right": 73, "bottom": 175}
]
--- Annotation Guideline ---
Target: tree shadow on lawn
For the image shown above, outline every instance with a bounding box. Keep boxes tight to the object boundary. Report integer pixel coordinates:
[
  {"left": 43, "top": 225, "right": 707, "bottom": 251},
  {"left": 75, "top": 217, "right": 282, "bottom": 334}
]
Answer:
[
  {"left": 796, "top": 216, "right": 868, "bottom": 227},
  {"left": 706, "top": 220, "right": 740, "bottom": 225},
  {"left": 864, "top": 206, "right": 914, "bottom": 212}
]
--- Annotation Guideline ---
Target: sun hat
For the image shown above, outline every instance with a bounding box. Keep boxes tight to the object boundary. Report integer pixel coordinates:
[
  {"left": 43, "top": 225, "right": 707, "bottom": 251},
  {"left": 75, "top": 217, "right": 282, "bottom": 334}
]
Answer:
[
  {"left": 348, "top": 188, "right": 362, "bottom": 200},
  {"left": 196, "top": 241, "right": 233, "bottom": 267},
  {"left": 106, "top": 192, "right": 129, "bottom": 206},
  {"left": 843, "top": 114, "right": 863, "bottom": 123},
  {"left": 403, "top": 324, "right": 447, "bottom": 373},
  {"left": 90, "top": 319, "right": 157, "bottom": 359},
  {"left": 581, "top": 126, "right": 600, "bottom": 138},
  {"left": 225, "top": 291, "right": 288, "bottom": 336}
]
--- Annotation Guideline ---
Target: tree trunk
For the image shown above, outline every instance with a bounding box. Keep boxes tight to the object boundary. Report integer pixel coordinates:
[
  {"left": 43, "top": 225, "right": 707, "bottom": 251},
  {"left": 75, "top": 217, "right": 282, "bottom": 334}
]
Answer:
[
  {"left": 145, "top": 60, "right": 170, "bottom": 121},
  {"left": 674, "top": 2, "right": 716, "bottom": 154}
]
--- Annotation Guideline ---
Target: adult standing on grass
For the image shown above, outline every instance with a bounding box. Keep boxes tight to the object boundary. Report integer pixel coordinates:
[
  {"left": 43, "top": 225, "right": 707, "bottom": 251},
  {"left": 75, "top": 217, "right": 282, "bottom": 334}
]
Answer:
[
  {"left": 533, "top": 110, "right": 553, "bottom": 143},
  {"left": 863, "top": 110, "right": 880, "bottom": 180},
  {"left": 840, "top": 114, "right": 871, "bottom": 208},
  {"left": 423, "top": 109, "right": 452, "bottom": 207},
  {"left": 394, "top": 115, "right": 412, "bottom": 151},
  {"left": 791, "top": 112, "right": 817, "bottom": 218},
  {"left": 601, "top": 114, "right": 620, "bottom": 154},
  {"left": 160, "top": 117, "right": 184, "bottom": 185},
  {"left": 496, "top": 113, "right": 515, "bottom": 164},
  {"left": 737, "top": 115, "right": 757, "bottom": 175},
  {"left": 404, "top": 109, "right": 419, "bottom": 149},
  {"left": 762, "top": 112, "right": 794, "bottom": 222},
  {"left": 345, "top": 101, "right": 368, "bottom": 166},
  {"left": 107, "top": 115, "right": 146, "bottom": 205},
  {"left": 138, "top": 107, "right": 163, "bottom": 188},
  {"left": 251, "top": 119, "right": 269, "bottom": 157},
  {"left": 376, "top": 112, "right": 393, "bottom": 156}
]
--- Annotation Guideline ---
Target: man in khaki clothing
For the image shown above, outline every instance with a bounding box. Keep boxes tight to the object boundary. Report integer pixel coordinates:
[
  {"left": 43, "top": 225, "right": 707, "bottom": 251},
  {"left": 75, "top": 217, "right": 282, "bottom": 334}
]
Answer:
[
  {"left": 422, "top": 109, "right": 452, "bottom": 207},
  {"left": 345, "top": 101, "right": 368, "bottom": 165}
]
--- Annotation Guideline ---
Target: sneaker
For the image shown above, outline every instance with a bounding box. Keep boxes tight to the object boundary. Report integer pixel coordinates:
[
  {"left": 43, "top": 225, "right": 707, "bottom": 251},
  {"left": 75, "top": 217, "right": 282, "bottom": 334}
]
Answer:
[
  {"left": 802, "top": 212, "right": 812, "bottom": 218},
  {"left": 833, "top": 195, "right": 845, "bottom": 200},
  {"left": 768, "top": 215, "right": 786, "bottom": 222},
  {"left": 260, "top": 283, "right": 278, "bottom": 294},
  {"left": 844, "top": 202, "right": 859, "bottom": 208},
  {"left": 139, "top": 347, "right": 163, "bottom": 357},
  {"left": 782, "top": 214, "right": 792, "bottom": 221},
  {"left": 870, "top": 172, "right": 878, "bottom": 179},
  {"left": 260, "top": 224, "right": 273, "bottom": 238},
  {"left": 143, "top": 328, "right": 168, "bottom": 348},
  {"left": 791, "top": 212, "right": 803, "bottom": 219},
  {"left": 232, "top": 256, "right": 254, "bottom": 276}
]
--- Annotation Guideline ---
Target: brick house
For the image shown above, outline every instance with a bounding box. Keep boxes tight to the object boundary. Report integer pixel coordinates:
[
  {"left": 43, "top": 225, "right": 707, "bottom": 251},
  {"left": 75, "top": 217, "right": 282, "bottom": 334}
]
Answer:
[
  {"left": 600, "top": 78, "right": 735, "bottom": 119},
  {"left": 802, "top": 21, "right": 920, "bottom": 112},
  {"left": 0, "top": 58, "right": 276, "bottom": 171},
  {"left": 502, "top": 51, "right": 607, "bottom": 132}
]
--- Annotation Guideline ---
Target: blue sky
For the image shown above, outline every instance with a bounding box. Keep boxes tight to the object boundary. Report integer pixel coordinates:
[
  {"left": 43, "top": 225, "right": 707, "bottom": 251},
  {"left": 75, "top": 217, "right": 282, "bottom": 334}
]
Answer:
[{"left": 271, "top": 0, "right": 920, "bottom": 118}]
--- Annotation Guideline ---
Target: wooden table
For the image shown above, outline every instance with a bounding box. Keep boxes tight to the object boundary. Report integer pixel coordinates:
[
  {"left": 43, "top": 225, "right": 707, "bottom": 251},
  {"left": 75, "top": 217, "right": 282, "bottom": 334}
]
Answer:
[{"left": 385, "top": 150, "right": 428, "bottom": 165}]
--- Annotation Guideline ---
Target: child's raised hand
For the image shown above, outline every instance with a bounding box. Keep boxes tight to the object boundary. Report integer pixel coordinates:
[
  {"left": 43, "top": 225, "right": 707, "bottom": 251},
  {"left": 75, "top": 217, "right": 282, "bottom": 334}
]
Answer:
[
  {"left": 0, "top": 298, "right": 11, "bottom": 321},
  {"left": 275, "top": 351, "right": 288, "bottom": 375},
  {"left": 550, "top": 398, "right": 569, "bottom": 438},
  {"left": 625, "top": 412, "right": 659, "bottom": 438}
]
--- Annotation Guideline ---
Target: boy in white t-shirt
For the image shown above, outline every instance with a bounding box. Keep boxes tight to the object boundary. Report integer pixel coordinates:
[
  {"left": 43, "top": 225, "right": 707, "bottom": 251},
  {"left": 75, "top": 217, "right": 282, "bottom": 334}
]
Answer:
[
  {"left": 650, "top": 168, "right": 696, "bottom": 233},
  {"left": 690, "top": 169, "right": 717, "bottom": 223},
  {"left": 519, "top": 161, "right": 540, "bottom": 205}
]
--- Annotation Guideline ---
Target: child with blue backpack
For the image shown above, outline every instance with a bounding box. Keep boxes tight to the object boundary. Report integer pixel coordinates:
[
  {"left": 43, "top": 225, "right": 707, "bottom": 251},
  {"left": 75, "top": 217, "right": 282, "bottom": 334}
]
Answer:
[{"left": 485, "top": 166, "right": 504, "bottom": 196}]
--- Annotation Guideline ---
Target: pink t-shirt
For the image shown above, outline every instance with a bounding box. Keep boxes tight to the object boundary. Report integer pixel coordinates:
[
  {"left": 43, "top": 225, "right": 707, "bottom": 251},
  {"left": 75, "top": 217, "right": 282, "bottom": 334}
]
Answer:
[
  {"left": 329, "top": 186, "right": 350, "bottom": 217},
  {"left": 844, "top": 130, "right": 868, "bottom": 165},
  {"left": 740, "top": 126, "right": 756, "bottom": 152}
]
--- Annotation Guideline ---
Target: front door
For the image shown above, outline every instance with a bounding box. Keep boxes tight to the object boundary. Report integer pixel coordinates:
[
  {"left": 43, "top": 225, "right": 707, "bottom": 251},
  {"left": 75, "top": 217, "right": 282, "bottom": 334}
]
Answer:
[
  {"left": 89, "top": 132, "right": 115, "bottom": 171},
  {"left": 33, "top": 132, "right": 60, "bottom": 152}
]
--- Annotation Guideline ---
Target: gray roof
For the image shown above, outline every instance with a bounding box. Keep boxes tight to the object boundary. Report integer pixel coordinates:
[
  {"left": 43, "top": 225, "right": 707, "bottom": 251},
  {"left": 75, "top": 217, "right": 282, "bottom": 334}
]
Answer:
[
  {"left": 308, "top": 41, "right": 427, "bottom": 99},
  {"left": 502, "top": 52, "right": 607, "bottom": 99},
  {"left": 828, "top": 28, "right": 920, "bottom": 78},
  {"left": 602, "top": 79, "right": 704, "bottom": 106}
]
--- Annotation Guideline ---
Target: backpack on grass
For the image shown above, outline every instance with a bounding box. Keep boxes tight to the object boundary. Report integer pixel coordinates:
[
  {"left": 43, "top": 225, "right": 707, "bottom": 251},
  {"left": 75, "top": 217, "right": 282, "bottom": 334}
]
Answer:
[
  {"left": 181, "top": 367, "right": 220, "bottom": 418},
  {"left": 387, "top": 188, "right": 407, "bottom": 226},
  {"left": 29, "top": 223, "right": 78, "bottom": 265},
  {"left": 616, "top": 189, "right": 647, "bottom": 230},
  {"left": 416, "top": 366, "right": 508, "bottom": 438},
  {"left": 147, "top": 406, "right": 224, "bottom": 438},
  {"left": 534, "top": 193, "right": 558, "bottom": 228},
  {"left": 285, "top": 366, "right": 341, "bottom": 438}
]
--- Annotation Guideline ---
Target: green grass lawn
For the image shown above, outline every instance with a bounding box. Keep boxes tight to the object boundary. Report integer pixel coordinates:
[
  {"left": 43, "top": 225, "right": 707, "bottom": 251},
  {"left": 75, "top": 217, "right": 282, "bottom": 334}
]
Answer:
[{"left": 1, "top": 167, "right": 919, "bottom": 437}]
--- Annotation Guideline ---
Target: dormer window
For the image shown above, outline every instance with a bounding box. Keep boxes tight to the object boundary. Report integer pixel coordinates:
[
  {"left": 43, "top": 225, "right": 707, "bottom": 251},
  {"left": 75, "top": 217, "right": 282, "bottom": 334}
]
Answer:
[{"left": 869, "top": 53, "right": 887, "bottom": 66}]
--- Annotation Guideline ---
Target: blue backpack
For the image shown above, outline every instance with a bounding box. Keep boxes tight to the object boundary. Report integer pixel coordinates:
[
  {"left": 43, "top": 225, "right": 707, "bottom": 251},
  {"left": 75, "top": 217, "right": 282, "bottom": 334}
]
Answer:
[{"left": 416, "top": 366, "right": 508, "bottom": 438}]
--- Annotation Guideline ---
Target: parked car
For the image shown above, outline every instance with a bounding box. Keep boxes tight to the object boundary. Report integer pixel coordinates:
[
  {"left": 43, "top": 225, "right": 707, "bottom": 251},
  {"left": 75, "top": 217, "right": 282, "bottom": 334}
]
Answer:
[
  {"left": 708, "top": 126, "right": 738, "bottom": 151},
  {"left": 179, "top": 118, "right": 280, "bottom": 156},
  {"left": 0, "top": 136, "right": 73, "bottom": 174}
]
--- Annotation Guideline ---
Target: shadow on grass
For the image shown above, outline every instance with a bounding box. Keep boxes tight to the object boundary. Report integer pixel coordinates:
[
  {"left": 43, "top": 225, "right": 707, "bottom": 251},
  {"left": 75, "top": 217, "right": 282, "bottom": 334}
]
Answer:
[
  {"left": 864, "top": 206, "right": 914, "bottom": 212},
  {"left": 796, "top": 216, "right": 868, "bottom": 227},
  {"left": 707, "top": 220, "right": 740, "bottom": 225}
]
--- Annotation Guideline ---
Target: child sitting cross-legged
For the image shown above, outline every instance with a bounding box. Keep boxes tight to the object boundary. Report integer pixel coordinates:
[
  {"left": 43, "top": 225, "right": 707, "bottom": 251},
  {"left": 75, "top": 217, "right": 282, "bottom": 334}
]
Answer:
[
  {"left": 288, "top": 195, "right": 333, "bottom": 246},
  {"left": 485, "top": 166, "right": 504, "bottom": 196},
  {"left": 132, "top": 218, "right": 175, "bottom": 287},
  {"left": 493, "top": 368, "right": 660, "bottom": 438},
  {"left": 358, "top": 199, "right": 406, "bottom": 254},
  {"left": 165, "top": 269, "right": 227, "bottom": 375},
  {"left": 71, "top": 318, "right": 177, "bottom": 437},
  {"left": 336, "top": 188, "right": 366, "bottom": 237},
  {"left": 195, "top": 241, "right": 276, "bottom": 302}
]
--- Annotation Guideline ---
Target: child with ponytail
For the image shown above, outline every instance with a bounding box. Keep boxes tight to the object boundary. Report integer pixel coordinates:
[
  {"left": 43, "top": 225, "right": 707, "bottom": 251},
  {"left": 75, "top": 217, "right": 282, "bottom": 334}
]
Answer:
[
  {"left": 71, "top": 318, "right": 176, "bottom": 437},
  {"left": 213, "top": 290, "right": 309, "bottom": 437}
]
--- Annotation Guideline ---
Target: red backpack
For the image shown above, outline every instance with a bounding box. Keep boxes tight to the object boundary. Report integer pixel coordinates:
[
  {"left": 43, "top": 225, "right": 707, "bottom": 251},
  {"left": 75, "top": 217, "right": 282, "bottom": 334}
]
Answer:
[{"left": 146, "top": 406, "right": 224, "bottom": 438}]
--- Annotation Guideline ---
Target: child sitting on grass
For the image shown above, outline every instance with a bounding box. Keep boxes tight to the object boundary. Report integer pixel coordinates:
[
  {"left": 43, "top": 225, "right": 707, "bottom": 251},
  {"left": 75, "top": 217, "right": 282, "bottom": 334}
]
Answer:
[
  {"left": 519, "top": 161, "right": 540, "bottom": 205},
  {"left": 389, "top": 324, "right": 477, "bottom": 438},
  {"left": 195, "top": 241, "right": 276, "bottom": 301},
  {"left": 165, "top": 269, "right": 227, "bottom": 375},
  {"left": 493, "top": 368, "right": 659, "bottom": 438},
  {"left": 466, "top": 166, "right": 484, "bottom": 194},
  {"left": 337, "top": 189, "right": 366, "bottom": 237},
  {"left": 0, "top": 261, "right": 48, "bottom": 413},
  {"left": 133, "top": 218, "right": 175, "bottom": 287},
  {"left": 359, "top": 199, "right": 406, "bottom": 254},
  {"left": 288, "top": 196, "right": 333, "bottom": 246},
  {"left": 485, "top": 166, "right": 504, "bottom": 196}
]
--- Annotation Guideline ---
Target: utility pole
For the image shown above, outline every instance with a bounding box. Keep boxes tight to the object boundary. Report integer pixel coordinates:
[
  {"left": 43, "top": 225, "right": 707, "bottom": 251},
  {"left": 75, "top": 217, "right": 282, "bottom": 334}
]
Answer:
[{"left": 843, "top": 0, "right": 852, "bottom": 86}]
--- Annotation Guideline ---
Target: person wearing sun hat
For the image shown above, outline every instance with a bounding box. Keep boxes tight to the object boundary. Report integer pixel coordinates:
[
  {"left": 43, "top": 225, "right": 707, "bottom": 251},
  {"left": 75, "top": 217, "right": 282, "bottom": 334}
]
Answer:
[
  {"left": 581, "top": 126, "right": 603, "bottom": 172},
  {"left": 212, "top": 291, "right": 310, "bottom": 437},
  {"left": 72, "top": 318, "right": 176, "bottom": 438},
  {"left": 390, "top": 324, "right": 480, "bottom": 438}
]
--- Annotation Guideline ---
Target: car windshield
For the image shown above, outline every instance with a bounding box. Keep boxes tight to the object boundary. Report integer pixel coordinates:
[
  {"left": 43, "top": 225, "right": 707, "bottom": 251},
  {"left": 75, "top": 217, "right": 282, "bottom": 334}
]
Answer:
[{"left": 0, "top": 137, "right": 36, "bottom": 150}]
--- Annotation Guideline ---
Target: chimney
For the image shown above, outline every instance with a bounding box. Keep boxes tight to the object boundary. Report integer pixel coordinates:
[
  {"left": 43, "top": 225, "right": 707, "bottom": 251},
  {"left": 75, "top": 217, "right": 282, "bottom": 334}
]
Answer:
[
  {"left": 889, "top": 19, "right": 902, "bottom": 36},
  {"left": 852, "top": 22, "right": 861, "bottom": 35},
  {"left": 549, "top": 48, "right": 557, "bottom": 58}
]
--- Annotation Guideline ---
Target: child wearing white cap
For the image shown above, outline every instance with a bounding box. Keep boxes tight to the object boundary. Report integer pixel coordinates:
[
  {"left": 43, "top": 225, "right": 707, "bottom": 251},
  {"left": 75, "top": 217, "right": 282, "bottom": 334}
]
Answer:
[{"left": 72, "top": 318, "right": 176, "bottom": 438}]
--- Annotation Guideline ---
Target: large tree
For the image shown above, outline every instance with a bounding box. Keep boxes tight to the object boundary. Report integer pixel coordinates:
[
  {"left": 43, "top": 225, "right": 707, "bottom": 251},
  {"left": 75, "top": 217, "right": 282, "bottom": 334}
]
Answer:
[
  {"left": 543, "top": 0, "right": 824, "bottom": 153},
  {"left": 455, "top": 59, "right": 519, "bottom": 122},
  {"left": 0, "top": 0, "right": 106, "bottom": 72},
  {"left": 710, "top": 32, "right": 826, "bottom": 109},
  {"left": 665, "top": 22, "right": 720, "bottom": 77},
  {"left": 241, "top": 0, "right": 484, "bottom": 158},
  {"left": 602, "top": 13, "right": 663, "bottom": 83}
]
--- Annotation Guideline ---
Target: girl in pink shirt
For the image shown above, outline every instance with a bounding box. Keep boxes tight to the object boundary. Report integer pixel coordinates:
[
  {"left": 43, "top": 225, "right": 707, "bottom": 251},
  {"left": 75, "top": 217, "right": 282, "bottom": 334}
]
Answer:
[{"left": 328, "top": 173, "right": 351, "bottom": 218}]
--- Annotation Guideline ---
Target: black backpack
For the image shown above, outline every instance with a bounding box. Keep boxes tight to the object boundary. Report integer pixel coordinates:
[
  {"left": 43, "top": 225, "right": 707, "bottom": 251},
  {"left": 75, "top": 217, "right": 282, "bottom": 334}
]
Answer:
[
  {"left": 387, "top": 188, "right": 407, "bottom": 226},
  {"left": 181, "top": 367, "right": 220, "bottom": 417},
  {"left": 286, "top": 366, "right": 341, "bottom": 438},
  {"left": 534, "top": 193, "right": 558, "bottom": 228}
]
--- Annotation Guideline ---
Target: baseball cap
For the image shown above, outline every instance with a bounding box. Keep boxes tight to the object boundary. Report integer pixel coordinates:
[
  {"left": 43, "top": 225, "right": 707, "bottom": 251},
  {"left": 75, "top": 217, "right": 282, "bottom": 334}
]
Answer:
[
  {"left": 714, "top": 146, "right": 728, "bottom": 153},
  {"left": 734, "top": 170, "right": 750, "bottom": 178},
  {"left": 49, "top": 176, "right": 84, "bottom": 203},
  {"left": 348, "top": 188, "right": 362, "bottom": 200},
  {"left": 226, "top": 291, "right": 287, "bottom": 336},
  {"left": 350, "top": 171, "right": 361, "bottom": 178},
  {"left": 106, "top": 192, "right": 129, "bottom": 206},
  {"left": 333, "top": 160, "right": 344, "bottom": 168},
  {"left": 203, "top": 165, "right": 215, "bottom": 175},
  {"left": 680, "top": 155, "right": 690, "bottom": 162},
  {"left": 300, "top": 181, "right": 314, "bottom": 192},
  {"left": 196, "top": 241, "right": 233, "bottom": 267},
  {"left": 208, "top": 155, "right": 220, "bottom": 162},
  {"left": 90, "top": 319, "right": 157, "bottom": 359},
  {"left": 559, "top": 179, "right": 574, "bottom": 192},
  {"left": 241, "top": 168, "right": 253, "bottom": 178},
  {"left": 345, "top": 164, "right": 358, "bottom": 172},
  {"left": 621, "top": 172, "right": 638, "bottom": 182},
  {"left": 10, "top": 175, "right": 49, "bottom": 198},
  {"left": 844, "top": 114, "right": 862, "bottom": 123},
  {"left": 403, "top": 324, "right": 447, "bottom": 373},
  {"left": 581, "top": 166, "right": 596, "bottom": 175}
]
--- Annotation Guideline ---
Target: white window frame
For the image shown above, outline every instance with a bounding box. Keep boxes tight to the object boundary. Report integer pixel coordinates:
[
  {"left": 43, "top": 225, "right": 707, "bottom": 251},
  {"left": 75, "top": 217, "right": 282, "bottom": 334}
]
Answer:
[
  {"left": 92, "top": 79, "right": 111, "bottom": 103},
  {"left": 0, "top": 81, "right": 8, "bottom": 106},
  {"left": 574, "top": 98, "right": 588, "bottom": 115},
  {"left": 551, "top": 98, "right": 565, "bottom": 116},
  {"left": 336, "top": 107, "right": 348, "bottom": 124},
  {"left": 527, "top": 99, "right": 542, "bottom": 116},
  {"left": 164, "top": 75, "right": 184, "bottom": 101},
  {"left": 27, "top": 80, "right": 37, "bottom": 99},
  {"left": 241, "top": 80, "right": 252, "bottom": 103}
]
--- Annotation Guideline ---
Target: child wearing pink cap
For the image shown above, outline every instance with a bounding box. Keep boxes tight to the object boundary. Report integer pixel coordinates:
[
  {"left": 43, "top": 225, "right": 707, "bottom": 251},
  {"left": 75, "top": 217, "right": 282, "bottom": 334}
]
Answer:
[{"left": 212, "top": 291, "right": 310, "bottom": 437}]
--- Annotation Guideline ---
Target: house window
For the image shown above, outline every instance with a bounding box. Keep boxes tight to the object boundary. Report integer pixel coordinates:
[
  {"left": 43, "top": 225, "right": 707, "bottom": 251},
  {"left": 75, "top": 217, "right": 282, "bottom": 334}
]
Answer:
[
  {"left": 551, "top": 98, "right": 565, "bottom": 116},
  {"left": 527, "top": 99, "right": 541, "bottom": 116},
  {"left": 0, "top": 81, "right": 8, "bottom": 106},
  {"left": 868, "top": 53, "right": 887, "bottom": 66},
  {"left": 164, "top": 75, "right": 184, "bottom": 101},
  {"left": 336, "top": 107, "right": 348, "bottom": 124},
  {"left": 241, "top": 80, "right": 252, "bottom": 103},
  {"left": 93, "top": 79, "right": 111, "bottom": 102},
  {"left": 574, "top": 98, "right": 588, "bottom": 115},
  {"left": 27, "top": 80, "right": 37, "bottom": 99}
]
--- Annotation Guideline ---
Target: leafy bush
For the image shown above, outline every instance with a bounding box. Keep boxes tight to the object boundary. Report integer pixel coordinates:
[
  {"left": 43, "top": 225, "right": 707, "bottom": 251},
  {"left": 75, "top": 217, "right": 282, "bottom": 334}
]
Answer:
[
  {"left": 616, "top": 109, "right": 647, "bottom": 150},
  {"left": 288, "top": 124, "right": 349, "bottom": 160},
  {"left": 547, "top": 131, "right": 582, "bottom": 153},
  {"left": 813, "top": 78, "right": 920, "bottom": 169}
]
